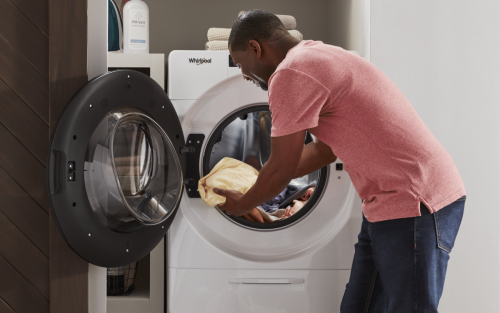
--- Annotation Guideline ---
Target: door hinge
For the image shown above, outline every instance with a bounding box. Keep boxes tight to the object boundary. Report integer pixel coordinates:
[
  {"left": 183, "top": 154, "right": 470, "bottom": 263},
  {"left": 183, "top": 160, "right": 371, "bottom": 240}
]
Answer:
[{"left": 183, "top": 134, "right": 205, "bottom": 198}]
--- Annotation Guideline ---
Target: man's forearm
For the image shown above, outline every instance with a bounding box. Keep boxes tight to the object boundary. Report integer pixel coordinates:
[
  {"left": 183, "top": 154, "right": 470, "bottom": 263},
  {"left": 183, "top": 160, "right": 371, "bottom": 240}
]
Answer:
[{"left": 239, "top": 140, "right": 337, "bottom": 210}]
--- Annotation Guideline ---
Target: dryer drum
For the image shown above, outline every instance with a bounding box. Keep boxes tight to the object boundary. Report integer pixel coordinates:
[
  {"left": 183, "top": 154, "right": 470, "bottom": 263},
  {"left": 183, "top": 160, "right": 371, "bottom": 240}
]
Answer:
[{"left": 203, "top": 105, "right": 328, "bottom": 231}]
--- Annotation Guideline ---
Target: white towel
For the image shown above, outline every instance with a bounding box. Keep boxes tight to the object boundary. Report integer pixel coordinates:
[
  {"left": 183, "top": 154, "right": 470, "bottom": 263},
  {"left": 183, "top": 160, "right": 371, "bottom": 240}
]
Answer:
[
  {"left": 207, "top": 28, "right": 303, "bottom": 43},
  {"left": 205, "top": 41, "right": 228, "bottom": 51},
  {"left": 238, "top": 11, "right": 297, "bottom": 30}
]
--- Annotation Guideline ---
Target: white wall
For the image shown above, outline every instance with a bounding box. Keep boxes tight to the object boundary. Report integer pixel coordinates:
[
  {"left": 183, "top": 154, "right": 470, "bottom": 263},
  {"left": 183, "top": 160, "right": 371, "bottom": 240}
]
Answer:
[
  {"left": 327, "top": 0, "right": 370, "bottom": 59},
  {"left": 371, "top": 1, "right": 500, "bottom": 311}
]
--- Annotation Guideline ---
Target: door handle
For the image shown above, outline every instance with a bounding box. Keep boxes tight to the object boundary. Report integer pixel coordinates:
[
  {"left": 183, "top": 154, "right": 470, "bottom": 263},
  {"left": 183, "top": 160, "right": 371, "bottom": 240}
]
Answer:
[
  {"left": 229, "top": 278, "right": 305, "bottom": 291},
  {"left": 49, "top": 150, "right": 66, "bottom": 195}
]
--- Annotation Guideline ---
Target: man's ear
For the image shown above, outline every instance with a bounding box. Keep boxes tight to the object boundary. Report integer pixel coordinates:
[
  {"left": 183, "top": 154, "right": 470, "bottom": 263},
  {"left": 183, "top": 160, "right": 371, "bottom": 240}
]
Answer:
[{"left": 248, "top": 40, "right": 262, "bottom": 59}]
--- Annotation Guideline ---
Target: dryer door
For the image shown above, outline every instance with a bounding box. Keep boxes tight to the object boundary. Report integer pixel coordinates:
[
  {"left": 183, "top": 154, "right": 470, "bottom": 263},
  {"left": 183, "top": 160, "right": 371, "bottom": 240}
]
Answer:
[{"left": 47, "top": 70, "right": 186, "bottom": 267}]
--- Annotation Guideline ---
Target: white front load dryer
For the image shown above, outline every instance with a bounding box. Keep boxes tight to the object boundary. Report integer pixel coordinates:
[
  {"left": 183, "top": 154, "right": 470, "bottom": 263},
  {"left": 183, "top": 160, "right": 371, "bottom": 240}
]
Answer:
[{"left": 167, "top": 50, "right": 361, "bottom": 313}]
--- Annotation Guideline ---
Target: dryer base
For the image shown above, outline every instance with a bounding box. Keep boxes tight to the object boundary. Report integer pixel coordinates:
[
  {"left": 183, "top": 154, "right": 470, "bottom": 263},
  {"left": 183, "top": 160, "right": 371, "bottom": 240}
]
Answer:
[{"left": 168, "top": 268, "right": 351, "bottom": 313}]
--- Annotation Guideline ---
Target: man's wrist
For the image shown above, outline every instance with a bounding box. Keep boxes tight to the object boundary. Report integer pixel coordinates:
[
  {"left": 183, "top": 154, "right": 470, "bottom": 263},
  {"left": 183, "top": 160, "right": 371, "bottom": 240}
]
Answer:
[{"left": 240, "top": 194, "right": 257, "bottom": 212}]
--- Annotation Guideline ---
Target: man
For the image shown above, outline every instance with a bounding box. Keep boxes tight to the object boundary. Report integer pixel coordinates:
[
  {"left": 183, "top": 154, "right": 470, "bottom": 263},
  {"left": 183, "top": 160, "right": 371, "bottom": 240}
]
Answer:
[{"left": 214, "top": 9, "right": 466, "bottom": 312}]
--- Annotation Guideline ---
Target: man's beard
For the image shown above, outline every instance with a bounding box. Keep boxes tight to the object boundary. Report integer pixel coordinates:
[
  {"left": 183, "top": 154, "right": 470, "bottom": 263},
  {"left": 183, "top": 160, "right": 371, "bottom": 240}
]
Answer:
[{"left": 256, "top": 81, "right": 268, "bottom": 91}]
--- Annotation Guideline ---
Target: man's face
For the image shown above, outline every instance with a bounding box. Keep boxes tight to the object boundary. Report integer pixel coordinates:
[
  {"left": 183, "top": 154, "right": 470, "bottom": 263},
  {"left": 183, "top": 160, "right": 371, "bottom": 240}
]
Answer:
[{"left": 229, "top": 42, "right": 273, "bottom": 92}]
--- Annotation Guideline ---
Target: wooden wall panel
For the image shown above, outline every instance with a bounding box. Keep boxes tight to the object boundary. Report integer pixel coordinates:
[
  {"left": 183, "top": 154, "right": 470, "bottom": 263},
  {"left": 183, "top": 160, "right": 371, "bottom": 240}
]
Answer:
[
  {"left": 48, "top": 0, "right": 88, "bottom": 128},
  {"left": 0, "top": 211, "right": 49, "bottom": 299},
  {"left": 0, "top": 79, "right": 49, "bottom": 164},
  {"left": 0, "top": 0, "right": 49, "bottom": 79},
  {"left": 0, "top": 123, "right": 49, "bottom": 211},
  {"left": 8, "top": 0, "right": 48, "bottom": 36},
  {"left": 0, "top": 254, "right": 49, "bottom": 313},
  {"left": 0, "top": 166, "right": 49, "bottom": 256},
  {"left": 0, "top": 0, "right": 59, "bottom": 311},
  {"left": 0, "top": 34, "right": 48, "bottom": 124},
  {"left": 0, "top": 0, "right": 90, "bottom": 311},
  {"left": 49, "top": 0, "right": 89, "bottom": 312},
  {"left": 49, "top": 221, "right": 89, "bottom": 313},
  {"left": 0, "top": 298, "right": 14, "bottom": 313}
]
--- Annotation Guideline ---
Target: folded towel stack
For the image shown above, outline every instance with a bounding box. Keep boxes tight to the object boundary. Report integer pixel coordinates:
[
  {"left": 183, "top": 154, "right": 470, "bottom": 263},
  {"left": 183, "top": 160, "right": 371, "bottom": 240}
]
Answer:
[{"left": 205, "top": 11, "right": 303, "bottom": 51}]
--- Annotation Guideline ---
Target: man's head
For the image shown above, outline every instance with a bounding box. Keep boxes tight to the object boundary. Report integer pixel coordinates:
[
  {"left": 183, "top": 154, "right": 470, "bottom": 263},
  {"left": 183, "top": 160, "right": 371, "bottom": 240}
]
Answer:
[{"left": 229, "top": 10, "right": 300, "bottom": 91}]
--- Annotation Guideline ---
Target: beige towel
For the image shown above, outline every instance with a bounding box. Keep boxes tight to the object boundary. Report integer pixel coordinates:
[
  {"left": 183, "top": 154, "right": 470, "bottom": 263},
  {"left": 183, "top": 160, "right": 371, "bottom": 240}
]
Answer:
[
  {"left": 206, "top": 28, "right": 303, "bottom": 44},
  {"left": 238, "top": 11, "right": 297, "bottom": 30},
  {"left": 288, "top": 30, "right": 303, "bottom": 41},
  {"left": 255, "top": 206, "right": 287, "bottom": 222},
  {"left": 205, "top": 41, "right": 228, "bottom": 51},
  {"left": 207, "top": 28, "right": 231, "bottom": 42},
  {"left": 198, "top": 157, "right": 259, "bottom": 207}
]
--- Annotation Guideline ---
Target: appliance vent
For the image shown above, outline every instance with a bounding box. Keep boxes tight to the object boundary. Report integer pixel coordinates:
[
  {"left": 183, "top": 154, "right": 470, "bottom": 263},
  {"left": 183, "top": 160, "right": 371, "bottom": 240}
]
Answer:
[
  {"left": 101, "top": 98, "right": 108, "bottom": 108},
  {"left": 149, "top": 99, "right": 156, "bottom": 108}
]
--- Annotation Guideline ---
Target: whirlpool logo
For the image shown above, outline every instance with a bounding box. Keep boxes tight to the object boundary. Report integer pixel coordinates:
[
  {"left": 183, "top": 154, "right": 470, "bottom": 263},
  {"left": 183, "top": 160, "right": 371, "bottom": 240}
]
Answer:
[{"left": 189, "top": 58, "right": 212, "bottom": 65}]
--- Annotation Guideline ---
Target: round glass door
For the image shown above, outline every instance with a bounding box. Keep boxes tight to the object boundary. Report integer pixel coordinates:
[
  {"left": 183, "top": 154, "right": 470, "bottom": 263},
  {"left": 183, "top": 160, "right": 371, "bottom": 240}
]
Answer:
[{"left": 84, "top": 108, "right": 183, "bottom": 232}]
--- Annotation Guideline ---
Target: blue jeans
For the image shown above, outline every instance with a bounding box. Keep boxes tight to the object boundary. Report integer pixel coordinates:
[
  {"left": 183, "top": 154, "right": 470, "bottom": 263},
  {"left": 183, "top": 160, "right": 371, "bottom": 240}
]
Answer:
[{"left": 340, "top": 196, "right": 466, "bottom": 313}]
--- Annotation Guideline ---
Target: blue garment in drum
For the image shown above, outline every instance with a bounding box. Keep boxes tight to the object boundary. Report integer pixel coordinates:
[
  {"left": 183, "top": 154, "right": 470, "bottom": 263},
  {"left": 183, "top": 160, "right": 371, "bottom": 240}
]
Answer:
[
  {"left": 259, "top": 188, "right": 288, "bottom": 213},
  {"left": 258, "top": 181, "right": 316, "bottom": 214},
  {"left": 278, "top": 181, "right": 317, "bottom": 209}
]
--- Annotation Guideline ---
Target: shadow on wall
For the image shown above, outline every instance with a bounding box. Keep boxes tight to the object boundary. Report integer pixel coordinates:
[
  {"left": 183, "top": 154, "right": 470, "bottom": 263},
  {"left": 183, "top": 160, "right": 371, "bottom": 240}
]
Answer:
[{"left": 327, "top": 0, "right": 366, "bottom": 51}]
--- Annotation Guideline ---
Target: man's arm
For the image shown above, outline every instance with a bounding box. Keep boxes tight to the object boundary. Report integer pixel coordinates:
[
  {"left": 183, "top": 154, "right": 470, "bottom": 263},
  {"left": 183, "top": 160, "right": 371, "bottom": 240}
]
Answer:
[
  {"left": 237, "top": 130, "right": 305, "bottom": 212},
  {"left": 294, "top": 135, "right": 337, "bottom": 178},
  {"left": 215, "top": 131, "right": 337, "bottom": 216}
]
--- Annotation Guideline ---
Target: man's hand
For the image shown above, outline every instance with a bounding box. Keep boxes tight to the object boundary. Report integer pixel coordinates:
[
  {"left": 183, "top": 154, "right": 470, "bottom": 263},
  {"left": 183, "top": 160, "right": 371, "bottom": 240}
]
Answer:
[{"left": 213, "top": 188, "right": 254, "bottom": 216}]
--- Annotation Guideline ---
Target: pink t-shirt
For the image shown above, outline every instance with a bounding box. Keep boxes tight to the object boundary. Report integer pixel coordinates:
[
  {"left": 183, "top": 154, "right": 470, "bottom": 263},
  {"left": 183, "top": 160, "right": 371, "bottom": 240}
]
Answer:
[{"left": 269, "top": 41, "right": 465, "bottom": 222}]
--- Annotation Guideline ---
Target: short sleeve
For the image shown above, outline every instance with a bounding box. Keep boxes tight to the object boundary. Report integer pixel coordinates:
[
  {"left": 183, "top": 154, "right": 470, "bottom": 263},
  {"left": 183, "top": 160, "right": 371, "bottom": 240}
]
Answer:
[{"left": 269, "top": 68, "right": 330, "bottom": 137}]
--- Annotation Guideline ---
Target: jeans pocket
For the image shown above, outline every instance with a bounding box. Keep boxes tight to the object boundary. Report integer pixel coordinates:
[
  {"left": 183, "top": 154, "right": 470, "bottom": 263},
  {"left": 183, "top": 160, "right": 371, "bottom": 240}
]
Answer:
[{"left": 433, "top": 196, "right": 466, "bottom": 253}]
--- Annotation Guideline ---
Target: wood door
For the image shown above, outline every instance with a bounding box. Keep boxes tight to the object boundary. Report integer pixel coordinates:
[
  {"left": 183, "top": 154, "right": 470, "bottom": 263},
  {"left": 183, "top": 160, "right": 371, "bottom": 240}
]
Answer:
[{"left": 0, "top": 0, "right": 88, "bottom": 312}]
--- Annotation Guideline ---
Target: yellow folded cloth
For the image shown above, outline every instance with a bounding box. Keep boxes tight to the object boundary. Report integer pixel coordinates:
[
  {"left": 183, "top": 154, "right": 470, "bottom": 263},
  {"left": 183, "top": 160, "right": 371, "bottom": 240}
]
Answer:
[{"left": 198, "top": 157, "right": 259, "bottom": 207}]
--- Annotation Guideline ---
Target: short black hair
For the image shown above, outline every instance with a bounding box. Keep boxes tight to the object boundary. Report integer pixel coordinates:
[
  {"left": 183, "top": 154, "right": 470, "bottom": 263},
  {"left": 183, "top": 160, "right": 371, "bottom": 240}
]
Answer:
[{"left": 229, "top": 10, "right": 288, "bottom": 52}]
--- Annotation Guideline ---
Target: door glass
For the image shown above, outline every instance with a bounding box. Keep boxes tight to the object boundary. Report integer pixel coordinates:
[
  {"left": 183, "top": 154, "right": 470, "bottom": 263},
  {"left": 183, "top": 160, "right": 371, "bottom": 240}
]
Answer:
[
  {"left": 113, "top": 120, "right": 154, "bottom": 197},
  {"left": 84, "top": 108, "right": 183, "bottom": 232}
]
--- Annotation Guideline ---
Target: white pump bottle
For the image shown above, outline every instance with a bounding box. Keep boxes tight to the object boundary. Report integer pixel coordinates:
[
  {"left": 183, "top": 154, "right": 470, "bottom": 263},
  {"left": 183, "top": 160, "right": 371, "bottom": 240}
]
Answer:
[{"left": 123, "top": 0, "right": 149, "bottom": 54}]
